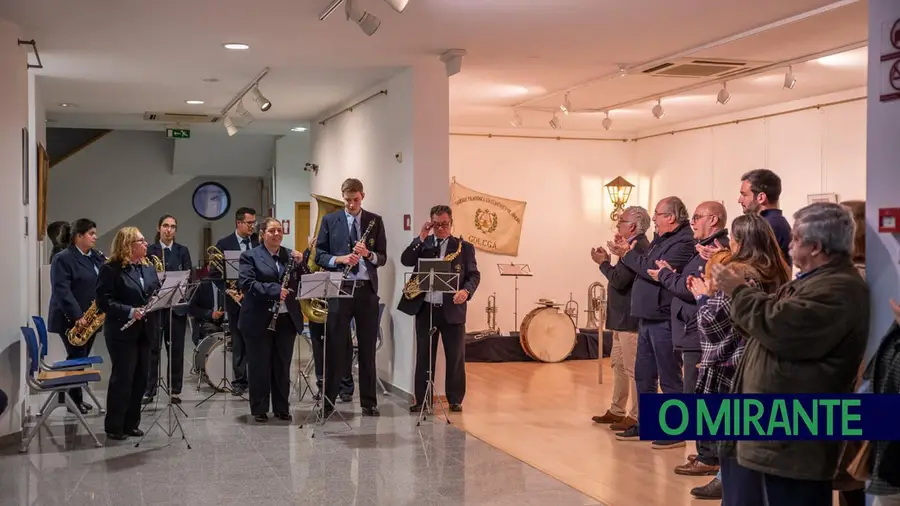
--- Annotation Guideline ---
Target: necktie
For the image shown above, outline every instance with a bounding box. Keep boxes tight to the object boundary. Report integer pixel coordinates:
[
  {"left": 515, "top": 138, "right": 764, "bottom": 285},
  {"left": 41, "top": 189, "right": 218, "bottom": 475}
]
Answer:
[
  {"left": 241, "top": 238, "right": 250, "bottom": 251},
  {"left": 273, "top": 254, "right": 283, "bottom": 276},
  {"left": 435, "top": 237, "right": 444, "bottom": 257},
  {"left": 349, "top": 218, "right": 360, "bottom": 274}
]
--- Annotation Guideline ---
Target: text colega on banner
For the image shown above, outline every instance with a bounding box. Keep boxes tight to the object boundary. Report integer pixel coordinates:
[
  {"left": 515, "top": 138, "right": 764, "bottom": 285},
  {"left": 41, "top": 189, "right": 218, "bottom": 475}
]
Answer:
[{"left": 450, "top": 179, "right": 527, "bottom": 256}]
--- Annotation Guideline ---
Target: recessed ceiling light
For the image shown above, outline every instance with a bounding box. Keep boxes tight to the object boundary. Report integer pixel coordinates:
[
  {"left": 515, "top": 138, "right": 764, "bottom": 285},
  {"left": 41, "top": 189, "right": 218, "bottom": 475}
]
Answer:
[
  {"left": 223, "top": 42, "right": 250, "bottom": 50},
  {"left": 59, "top": 103, "right": 76, "bottom": 107},
  {"left": 185, "top": 100, "right": 205, "bottom": 105},
  {"left": 290, "top": 127, "right": 308, "bottom": 132}
]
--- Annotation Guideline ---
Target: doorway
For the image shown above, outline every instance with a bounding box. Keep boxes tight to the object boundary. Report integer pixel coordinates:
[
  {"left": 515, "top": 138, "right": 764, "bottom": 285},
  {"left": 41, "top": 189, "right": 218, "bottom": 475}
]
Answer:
[{"left": 294, "top": 202, "right": 311, "bottom": 252}]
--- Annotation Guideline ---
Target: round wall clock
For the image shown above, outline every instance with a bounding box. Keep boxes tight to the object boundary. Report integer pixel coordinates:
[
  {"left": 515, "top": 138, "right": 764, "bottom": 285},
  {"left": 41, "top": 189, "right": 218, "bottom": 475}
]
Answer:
[{"left": 192, "top": 181, "right": 231, "bottom": 220}]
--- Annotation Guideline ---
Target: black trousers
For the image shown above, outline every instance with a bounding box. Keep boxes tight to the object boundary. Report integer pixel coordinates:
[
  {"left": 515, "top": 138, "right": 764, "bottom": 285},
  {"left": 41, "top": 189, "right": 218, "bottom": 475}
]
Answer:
[
  {"left": 57, "top": 328, "right": 98, "bottom": 405},
  {"left": 146, "top": 312, "right": 186, "bottom": 396},
  {"left": 228, "top": 310, "right": 249, "bottom": 388},
  {"left": 104, "top": 329, "right": 150, "bottom": 435},
  {"left": 308, "top": 321, "right": 354, "bottom": 395},
  {"left": 683, "top": 350, "right": 717, "bottom": 465},
  {"left": 244, "top": 315, "right": 296, "bottom": 416},
  {"left": 721, "top": 457, "right": 832, "bottom": 506},
  {"left": 325, "top": 281, "right": 379, "bottom": 409},
  {"left": 414, "top": 303, "right": 466, "bottom": 406}
]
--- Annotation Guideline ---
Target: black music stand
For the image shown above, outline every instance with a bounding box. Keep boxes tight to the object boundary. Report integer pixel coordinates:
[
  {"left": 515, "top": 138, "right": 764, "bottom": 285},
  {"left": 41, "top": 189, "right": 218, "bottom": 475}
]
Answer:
[
  {"left": 498, "top": 263, "right": 532, "bottom": 331},
  {"left": 143, "top": 269, "right": 192, "bottom": 417},
  {"left": 405, "top": 259, "right": 459, "bottom": 426},
  {"left": 196, "top": 252, "right": 247, "bottom": 408},
  {"left": 296, "top": 323, "right": 316, "bottom": 402},
  {"left": 298, "top": 271, "right": 354, "bottom": 435},
  {"left": 135, "top": 274, "right": 194, "bottom": 449}
]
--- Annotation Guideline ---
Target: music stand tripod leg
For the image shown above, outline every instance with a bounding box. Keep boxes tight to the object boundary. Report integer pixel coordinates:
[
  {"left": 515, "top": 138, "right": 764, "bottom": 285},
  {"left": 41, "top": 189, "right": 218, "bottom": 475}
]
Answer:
[
  {"left": 300, "top": 316, "right": 351, "bottom": 435},
  {"left": 416, "top": 295, "right": 450, "bottom": 427},
  {"left": 194, "top": 319, "right": 248, "bottom": 409}
]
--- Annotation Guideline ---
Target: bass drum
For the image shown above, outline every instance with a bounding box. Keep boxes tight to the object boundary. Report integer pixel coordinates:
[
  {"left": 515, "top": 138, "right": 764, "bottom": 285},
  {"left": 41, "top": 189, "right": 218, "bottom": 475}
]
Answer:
[
  {"left": 519, "top": 305, "right": 577, "bottom": 363},
  {"left": 193, "top": 332, "right": 234, "bottom": 391}
]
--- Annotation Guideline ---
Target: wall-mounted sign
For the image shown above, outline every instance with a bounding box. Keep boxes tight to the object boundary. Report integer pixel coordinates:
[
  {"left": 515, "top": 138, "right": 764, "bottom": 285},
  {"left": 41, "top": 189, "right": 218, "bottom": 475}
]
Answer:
[
  {"left": 880, "top": 18, "right": 900, "bottom": 102},
  {"left": 281, "top": 219, "right": 290, "bottom": 235},
  {"left": 166, "top": 128, "right": 191, "bottom": 139}
]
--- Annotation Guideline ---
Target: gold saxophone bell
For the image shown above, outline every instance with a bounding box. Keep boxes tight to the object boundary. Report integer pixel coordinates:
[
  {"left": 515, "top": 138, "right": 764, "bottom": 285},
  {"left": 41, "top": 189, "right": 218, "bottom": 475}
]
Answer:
[
  {"left": 299, "top": 194, "right": 346, "bottom": 324},
  {"left": 148, "top": 255, "right": 164, "bottom": 273},
  {"left": 66, "top": 300, "right": 105, "bottom": 346},
  {"left": 403, "top": 236, "right": 463, "bottom": 300}
]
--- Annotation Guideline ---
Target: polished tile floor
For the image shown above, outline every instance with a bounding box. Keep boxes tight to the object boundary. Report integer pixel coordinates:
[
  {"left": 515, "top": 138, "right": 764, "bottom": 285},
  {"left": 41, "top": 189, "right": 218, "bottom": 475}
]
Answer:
[{"left": 1, "top": 333, "right": 602, "bottom": 506}]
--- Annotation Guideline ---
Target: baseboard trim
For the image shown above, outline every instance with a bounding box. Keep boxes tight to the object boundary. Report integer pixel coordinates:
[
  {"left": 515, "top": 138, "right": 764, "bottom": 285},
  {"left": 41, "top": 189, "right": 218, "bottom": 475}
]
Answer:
[
  {"left": 378, "top": 377, "right": 414, "bottom": 405},
  {"left": 0, "top": 430, "right": 22, "bottom": 450}
]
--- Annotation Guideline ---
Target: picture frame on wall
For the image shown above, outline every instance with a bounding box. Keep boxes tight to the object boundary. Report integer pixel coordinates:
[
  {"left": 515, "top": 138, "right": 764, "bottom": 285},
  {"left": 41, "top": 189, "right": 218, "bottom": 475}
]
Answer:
[
  {"left": 807, "top": 193, "right": 839, "bottom": 204},
  {"left": 21, "top": 127, "right": 29, "bottom": 206},
  {"left": 37, "top": 143, "right": 49, "bottom": 240}
]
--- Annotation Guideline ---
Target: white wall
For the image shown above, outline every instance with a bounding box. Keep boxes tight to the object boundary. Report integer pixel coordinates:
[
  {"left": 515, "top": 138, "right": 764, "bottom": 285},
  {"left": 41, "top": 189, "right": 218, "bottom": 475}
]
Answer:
[
  {"left": 865, "top": 2, "right": 900, "bottom": 359},
  {"left": 636, "top": 87, "right": 867, "bottom": 226},
  {"left": 0, "top": 19, "right": 32, "bottom": 438},
  {"left": 95, "top": 176, "right": 262, "bottom": 267},
  {"left": 449, "top": 130, "right": 651, "bottom": 334},
  {"left": 310, "top": 63, "right": 449, "bottom": 395},
  {"left": 28, "top": 71, "right": 45, "bottom": 325},
  {"left": 48, "top": 130, "right": 192, "bottom": 237},
  {"left": 274, "top": 133, "right": 312, "bottom": 247},
  {"left": 172, "top": 131, "right": 275, "bottom": 177}
]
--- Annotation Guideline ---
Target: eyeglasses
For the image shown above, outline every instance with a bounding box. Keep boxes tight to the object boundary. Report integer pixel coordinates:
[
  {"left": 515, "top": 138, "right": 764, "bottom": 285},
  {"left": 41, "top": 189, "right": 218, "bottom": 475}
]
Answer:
[
  {"left": 240, "top": 220, "right": 256, "bottom": 227},
  {"left": 432, "top": 221, "right": 451, "bottom": 229},
  {"left": 161, "top": 223, "right": 177, "bottom": 230},
  {"left": 133, "top": 238, "right": 147, "bottom": 244},
  {"left": 691, "top": 214, "right": 712, "bottom": 222}
]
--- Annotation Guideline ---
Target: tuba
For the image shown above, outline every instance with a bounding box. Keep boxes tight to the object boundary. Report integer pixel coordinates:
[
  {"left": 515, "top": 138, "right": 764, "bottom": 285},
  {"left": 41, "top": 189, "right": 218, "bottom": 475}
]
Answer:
[
  {"left": 583, "top": 281, "right": 607, "bottom": 330},
  {"left": 564, "top": 292, "right": 579, "bottom": 327},
  {"left": 299, "top": 193, "right": 346, "bottom": 324},
  {"left": 402, "top": 236, "right": 463, "bottom": 299},
  {"left": 206, "top": 245, "right": 242, "bottom": 305}
]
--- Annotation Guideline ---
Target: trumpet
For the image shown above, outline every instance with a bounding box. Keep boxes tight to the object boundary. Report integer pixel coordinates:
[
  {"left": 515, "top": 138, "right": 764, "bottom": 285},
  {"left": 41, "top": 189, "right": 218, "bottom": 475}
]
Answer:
[
  {"left": 473, "top": 293, "right": 500, "bottom": 339},
  {"left": 564, "top": 292, "right": 579, "bottom": 327}
]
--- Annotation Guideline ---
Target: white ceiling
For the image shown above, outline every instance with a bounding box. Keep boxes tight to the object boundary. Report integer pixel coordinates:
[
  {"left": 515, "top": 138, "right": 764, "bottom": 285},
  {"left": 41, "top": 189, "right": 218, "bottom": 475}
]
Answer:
[{"left": 0, "top": 0, "right": 869, "bottom": 134}]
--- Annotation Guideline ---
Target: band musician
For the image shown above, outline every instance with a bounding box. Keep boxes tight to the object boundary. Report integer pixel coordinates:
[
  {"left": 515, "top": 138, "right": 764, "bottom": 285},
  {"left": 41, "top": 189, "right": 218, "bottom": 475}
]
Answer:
[
  {"left": 214, "top": 206, "right": 259, "bottom": 396},
  {"left": 315, "top": 178, "right": 387, "bottom": 417},
  {"left": 95, "top": 227, "right": 161, "bottom": 440},
  {"left": 48, "top": 218, "right": 105, "bottom": 414},
  {"left": 238, "top": 217, "right": 303, "bottom": 422},
  {"left": 399, "top": 205, "right": 480, "bottom": 413},
  {"left": 144, "top": 214, "right": 192, "bottom": 405},
  {"left": 288, "top": 236, "right": 354, "bottom": 401},
  {"left": 188, "top": 279, "right": 225, "bottom": 349}
]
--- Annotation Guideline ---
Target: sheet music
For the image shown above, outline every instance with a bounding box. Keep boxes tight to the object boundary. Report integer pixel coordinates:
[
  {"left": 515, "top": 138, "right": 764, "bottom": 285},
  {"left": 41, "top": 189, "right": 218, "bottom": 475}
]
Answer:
[{"left": 224, "top": 250, "right": 241, "bottom": 280}]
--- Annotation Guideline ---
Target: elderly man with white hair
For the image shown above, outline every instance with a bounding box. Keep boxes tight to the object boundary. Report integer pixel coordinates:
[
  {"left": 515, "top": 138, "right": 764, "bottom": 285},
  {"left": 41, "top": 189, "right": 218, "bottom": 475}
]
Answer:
[{"left": 711, "top": 202, "right": 870, "bottom": 506}]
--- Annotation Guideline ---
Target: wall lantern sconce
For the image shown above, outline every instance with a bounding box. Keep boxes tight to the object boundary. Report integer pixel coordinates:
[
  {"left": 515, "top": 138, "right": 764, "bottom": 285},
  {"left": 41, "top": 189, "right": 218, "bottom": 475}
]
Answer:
[
  {"left": 304, "top": 162, "right": 319, "bottom": 175},
  {"left": 605, "top": 176, "right": 634, "bottom": 221}
]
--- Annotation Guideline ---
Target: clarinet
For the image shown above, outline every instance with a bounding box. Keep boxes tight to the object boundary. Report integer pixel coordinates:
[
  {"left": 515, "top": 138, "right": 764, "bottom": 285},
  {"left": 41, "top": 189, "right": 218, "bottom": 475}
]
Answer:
[
  {"left": 343, "top": 220, "right": 376, "bottom": 276},
  {"left": 267, "top": 250, "right": 295, "bottom": 331}
]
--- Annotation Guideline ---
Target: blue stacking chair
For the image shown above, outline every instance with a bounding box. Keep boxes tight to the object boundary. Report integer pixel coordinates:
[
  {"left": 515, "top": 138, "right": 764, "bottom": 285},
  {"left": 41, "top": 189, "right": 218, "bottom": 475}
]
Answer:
[
  {"left": 19, "top": 326, "right": 103, "bottom": 452},
  {"left": 31, "top": 316, "right": 106, "bottom": 415}
]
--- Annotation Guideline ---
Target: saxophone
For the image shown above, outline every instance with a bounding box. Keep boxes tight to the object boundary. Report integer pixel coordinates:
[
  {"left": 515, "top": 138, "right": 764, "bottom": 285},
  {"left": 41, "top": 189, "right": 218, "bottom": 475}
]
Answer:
[
  {"left": 66, "top": 249, "right": 107, "bottom": 346},
  {"left": 402, "top": 236, "right": 463, "bottom": 299}
]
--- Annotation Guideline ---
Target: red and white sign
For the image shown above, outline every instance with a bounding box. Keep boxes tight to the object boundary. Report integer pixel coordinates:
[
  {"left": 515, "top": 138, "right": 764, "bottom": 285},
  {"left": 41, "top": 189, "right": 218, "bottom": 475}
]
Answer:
[
  {"left": 880, "top": 18, "right": 900, "bottom": 102},
  {"left": 281, "top": 219, "right": 290, "bottom": 235}
]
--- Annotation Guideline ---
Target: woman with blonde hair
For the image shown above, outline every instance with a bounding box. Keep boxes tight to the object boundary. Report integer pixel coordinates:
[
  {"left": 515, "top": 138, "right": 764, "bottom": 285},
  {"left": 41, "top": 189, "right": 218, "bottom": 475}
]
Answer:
[
  {"left": 686, "top": 214, "right": 791, "bottom": 500},
  {"left": 96, "top": 226, "right": 161, "bottom": 440}
]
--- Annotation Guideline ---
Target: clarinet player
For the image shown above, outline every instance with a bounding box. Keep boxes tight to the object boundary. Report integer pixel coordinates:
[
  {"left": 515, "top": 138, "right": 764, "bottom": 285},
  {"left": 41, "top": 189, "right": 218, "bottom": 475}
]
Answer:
[
  {"left": 48, "top": 218, "right": 104, "bottom": 414},
  {"left": 96, "top": 227, "right": 161, "bottom": 440},
  {"left": 238, "top": 218, "right": 303, "bottom": 422}
]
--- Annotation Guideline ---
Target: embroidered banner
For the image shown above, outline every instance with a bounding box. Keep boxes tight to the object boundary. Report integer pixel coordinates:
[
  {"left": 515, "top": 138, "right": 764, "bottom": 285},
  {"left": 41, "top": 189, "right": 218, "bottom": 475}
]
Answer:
[{"left": 450, "top": 180, "right": 527, "bottom": 256}]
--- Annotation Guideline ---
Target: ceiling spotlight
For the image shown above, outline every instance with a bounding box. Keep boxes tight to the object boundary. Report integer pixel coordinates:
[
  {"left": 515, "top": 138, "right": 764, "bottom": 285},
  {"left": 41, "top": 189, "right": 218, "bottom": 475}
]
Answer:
[
  {"left": 59, "top": 103, "right": 76, "bottom": 108},
  {"left": 249, "top": 85, "right": 271, "bottom": 112},
  {"left": 717, "top": 83, "right": 731, "bottom": 105},
  {"left": 185, "top": 100, "right": 205, "bottom": 105},
  {"left": 652, "top": 99, "right": 665, "bottom": 119},
  {"left": 223, "top": 43, "right": 250, "bottom": 50},
  {"left": 383, "top": 0, "right": 410, "bottom": 12},
  {"left": 560, "top": 93, "right": 572, "bottom": 115},
  {"left": 440, "top": 49, "right": 467, "bottom": 77},
  {"left": 345, "top": 0, "right": 381, "bottom": 36},
  {"left": 783, "top": 66, "right": 797, "bottom": 90},
  {"left": 601, "top": 112, "right": 612, "bottom": 131},
  {"left": 549, "top": 113, "right": 560, "bottom": 130},
  {"left": 223, "top": 116, "right": 238, "bottom": 136},
  {"left": 291, "top": 126, "right": 309, "bottom": 132},
  {"left": 510, "top": 110, "right": 523, "bottom": 128}
]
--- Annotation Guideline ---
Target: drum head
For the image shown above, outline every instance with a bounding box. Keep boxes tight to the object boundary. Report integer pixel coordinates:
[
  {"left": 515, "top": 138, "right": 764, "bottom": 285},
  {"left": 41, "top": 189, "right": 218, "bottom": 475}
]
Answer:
[
  {"left": 519, "top": 307, "right": 577, "bottom": 363},
  {"left": 204, "top": 339, "right": 234, "bottom": 391}
]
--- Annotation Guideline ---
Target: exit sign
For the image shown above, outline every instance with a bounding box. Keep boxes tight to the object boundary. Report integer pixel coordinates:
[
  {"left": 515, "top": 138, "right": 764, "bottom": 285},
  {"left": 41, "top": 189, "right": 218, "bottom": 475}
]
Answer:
[{"left": 166, "top": 128, "right": 191, "bottom": 139}]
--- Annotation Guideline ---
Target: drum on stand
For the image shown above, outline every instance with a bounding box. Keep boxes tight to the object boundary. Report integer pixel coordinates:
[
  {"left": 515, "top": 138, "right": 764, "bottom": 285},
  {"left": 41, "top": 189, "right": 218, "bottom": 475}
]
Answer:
[
  {"left": 193, "top": 332, "right": 234, "bottom": 391},
  {"left": 519, "top": 302, "right": 577, "bottom": 363}
]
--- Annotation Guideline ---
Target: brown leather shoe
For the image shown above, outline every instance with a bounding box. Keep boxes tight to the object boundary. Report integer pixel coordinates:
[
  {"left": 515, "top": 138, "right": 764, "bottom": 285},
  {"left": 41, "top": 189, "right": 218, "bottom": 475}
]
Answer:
[
  {"left": 609, "top": 417, "right": 637, "bottom": 431},
  {"left": 591, "top": 410, "right": 625, "bottom": 424},
  {"left": 690, "top": 477, "right": 722, "bottom": 499},
  {"left": 674, "top": 459, "right": 720, "bottom": 476}
]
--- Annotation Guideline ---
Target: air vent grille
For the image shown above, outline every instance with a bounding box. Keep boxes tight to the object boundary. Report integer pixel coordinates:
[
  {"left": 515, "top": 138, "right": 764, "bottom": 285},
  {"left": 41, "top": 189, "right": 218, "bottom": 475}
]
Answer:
[
  {"left": 643, "top": 58, "right": 767, "bottom": 78},
  {"left": 143, "top": 112, "right": 221, "bottom": 123}
]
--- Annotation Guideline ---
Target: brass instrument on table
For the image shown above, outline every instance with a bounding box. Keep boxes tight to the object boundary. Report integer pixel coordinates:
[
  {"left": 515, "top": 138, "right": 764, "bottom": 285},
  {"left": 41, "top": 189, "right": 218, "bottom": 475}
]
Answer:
[
  {"left": 583, "top": 281, "right": 607, "bottom": 330},
  {"left": 207, "top": 245, "right": 243, "bottom": 306},
  {"left": 67, "top": 301, "right": 104, "bottom": 346},
  {"left": 402, "top": 236, "right": 463, "bottom": 299},
  {"left": 473, "top": 293, "right": 500, "bottom": 339},
  {"left": 564, "top": 292, "right": 579, "bottom": 327},
  {"left": 299, "top": 194, "right": 345, "bottom": 324}
]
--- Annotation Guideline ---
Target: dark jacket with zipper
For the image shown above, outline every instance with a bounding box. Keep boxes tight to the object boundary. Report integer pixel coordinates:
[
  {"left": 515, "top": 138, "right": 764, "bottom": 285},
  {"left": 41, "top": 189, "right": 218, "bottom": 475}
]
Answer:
[
  {"left": 599, "top": 234, "right": 650, "bottom": 331},
  {"left": 620, "top": 223, "right": 696, "bottom": 321},
  {"left": 657, "top": 229, "right": 729, "bottom": 351}
]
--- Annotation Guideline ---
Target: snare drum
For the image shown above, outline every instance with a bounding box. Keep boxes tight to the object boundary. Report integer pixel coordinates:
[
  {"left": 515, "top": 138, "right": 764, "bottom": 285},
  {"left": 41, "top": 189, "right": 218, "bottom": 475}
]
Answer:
[
  {"left": 519, "top": 305, "right": 577, "bottom": 363},
  {"left": 193, "top": 332, "right": 234, "bottom": 391}
]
